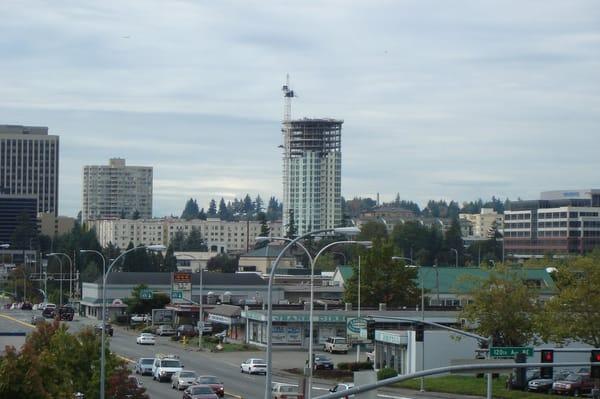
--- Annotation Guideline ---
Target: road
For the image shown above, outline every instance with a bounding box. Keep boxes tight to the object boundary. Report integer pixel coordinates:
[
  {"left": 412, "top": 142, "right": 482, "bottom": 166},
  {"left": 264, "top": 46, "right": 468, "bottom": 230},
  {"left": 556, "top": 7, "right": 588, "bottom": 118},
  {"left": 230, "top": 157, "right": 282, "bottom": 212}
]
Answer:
[{"left": 0, "top": 309, "right": 429, "bottom": 399}]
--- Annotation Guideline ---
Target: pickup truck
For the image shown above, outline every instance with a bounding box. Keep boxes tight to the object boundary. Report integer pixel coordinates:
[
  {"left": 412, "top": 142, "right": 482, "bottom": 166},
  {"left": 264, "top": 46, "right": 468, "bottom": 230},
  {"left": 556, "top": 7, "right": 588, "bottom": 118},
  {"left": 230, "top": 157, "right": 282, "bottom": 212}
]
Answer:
[{"left": 552, "top": 373, "right": 594, "bottom": 396}]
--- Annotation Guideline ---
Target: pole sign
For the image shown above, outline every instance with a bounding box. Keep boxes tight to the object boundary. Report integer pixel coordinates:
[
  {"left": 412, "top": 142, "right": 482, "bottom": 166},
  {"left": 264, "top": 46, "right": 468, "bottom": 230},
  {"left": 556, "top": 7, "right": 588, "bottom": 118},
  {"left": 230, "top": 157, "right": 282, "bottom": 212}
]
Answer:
[
  {"left": 139, "top": 289, "right": 153, "bottom": 300},
  {"left": 490, "top": 347, "right": 534, "bottom": 358},
  {"left": 171, "top": 272, "right": 192, "bottom": 304},
  {"left": 347, "top": 317, "right": 368, "bottom": 339}
]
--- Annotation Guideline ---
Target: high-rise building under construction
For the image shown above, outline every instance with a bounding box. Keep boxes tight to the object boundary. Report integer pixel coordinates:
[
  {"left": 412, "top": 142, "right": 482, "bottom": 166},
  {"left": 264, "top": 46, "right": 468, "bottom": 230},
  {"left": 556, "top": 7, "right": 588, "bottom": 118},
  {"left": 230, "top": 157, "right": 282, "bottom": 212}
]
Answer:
[{"left": 281, "top": 77, "right": 342, "bottom": 235}]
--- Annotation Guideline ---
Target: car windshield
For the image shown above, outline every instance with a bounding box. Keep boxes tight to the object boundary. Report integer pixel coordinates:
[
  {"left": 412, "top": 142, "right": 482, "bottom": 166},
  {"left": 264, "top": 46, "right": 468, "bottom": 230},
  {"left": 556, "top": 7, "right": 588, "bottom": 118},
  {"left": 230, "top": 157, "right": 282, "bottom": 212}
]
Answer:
[
  {"left": 191, "top": 386, "right": 213, "bottom": 394},
  {"left": 141, "top": 359, "right": 154, "bottom": 364},
  {"left": 316, "top": 356, "right": 330, "bottom": 361},
  {"left": 198, "top": 376, "right": 219, "bottom": 384},
  {"left": 180, "top": 371, "right": 197, "bottom": 378},
  {"left": 162, "top": 360, "right": 181, "bottom": 367},
  {"left": 140, "top": 333, "right": 153, "bottom": 337},
  {"left": 565, "top": 374, "right": 581, "bottom": 382}
]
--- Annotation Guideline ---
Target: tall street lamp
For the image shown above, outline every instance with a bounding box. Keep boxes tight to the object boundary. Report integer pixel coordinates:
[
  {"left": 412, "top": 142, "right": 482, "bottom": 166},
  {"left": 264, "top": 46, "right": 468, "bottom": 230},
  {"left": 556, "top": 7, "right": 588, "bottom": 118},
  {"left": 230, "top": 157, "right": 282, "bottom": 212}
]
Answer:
[
  {"left": 262, "top": 226, "right": 361, "bottom": 399},
  {"left": 81, "top": 244, "right": 165, "bottom": 399},
  {"left": 450, "top": 248, "right": 458, "bottom": 267},
  {"left": 48, "top": 253, "right": 73, "bottom": 305},
  {"left": 391, "top": 256, "right": 425, "bottom": 392}
]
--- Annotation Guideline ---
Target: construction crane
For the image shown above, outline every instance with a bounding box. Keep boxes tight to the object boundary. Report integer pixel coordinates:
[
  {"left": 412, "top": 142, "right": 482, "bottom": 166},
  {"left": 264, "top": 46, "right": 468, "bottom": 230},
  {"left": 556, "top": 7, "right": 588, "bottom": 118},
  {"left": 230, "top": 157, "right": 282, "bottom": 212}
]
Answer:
[{"left": 282, "top": 73, "right": 295, "bottom": 122}]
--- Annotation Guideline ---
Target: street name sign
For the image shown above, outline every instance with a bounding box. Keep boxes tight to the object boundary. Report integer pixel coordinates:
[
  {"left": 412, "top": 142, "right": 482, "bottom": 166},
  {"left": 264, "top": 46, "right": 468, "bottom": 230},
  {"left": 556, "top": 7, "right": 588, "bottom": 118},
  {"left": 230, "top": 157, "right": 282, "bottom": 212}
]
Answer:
[{"left": 490, "top": 347, "right": 534, "bottom": 358}]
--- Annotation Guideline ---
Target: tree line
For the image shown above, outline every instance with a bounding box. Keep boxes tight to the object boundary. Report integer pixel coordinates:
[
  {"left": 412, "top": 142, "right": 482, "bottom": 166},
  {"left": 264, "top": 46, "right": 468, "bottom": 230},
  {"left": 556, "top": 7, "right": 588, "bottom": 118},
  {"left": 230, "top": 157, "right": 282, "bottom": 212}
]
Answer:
[{"left": 180, "top": 195, "right": 283, "bottom": 222}]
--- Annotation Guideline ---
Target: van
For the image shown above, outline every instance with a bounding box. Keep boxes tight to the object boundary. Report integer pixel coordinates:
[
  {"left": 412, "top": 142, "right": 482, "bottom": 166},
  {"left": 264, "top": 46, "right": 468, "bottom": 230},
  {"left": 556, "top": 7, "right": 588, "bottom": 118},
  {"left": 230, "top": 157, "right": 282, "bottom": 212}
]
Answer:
[{"left": 324, "top": 336, "right": 349, "bottom": 354}]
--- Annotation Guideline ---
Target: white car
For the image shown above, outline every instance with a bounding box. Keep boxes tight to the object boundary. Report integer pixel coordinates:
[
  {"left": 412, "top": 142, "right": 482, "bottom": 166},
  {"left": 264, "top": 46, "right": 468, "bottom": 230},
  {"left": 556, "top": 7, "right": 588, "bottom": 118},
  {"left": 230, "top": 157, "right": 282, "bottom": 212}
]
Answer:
[
  {"left": 240, "top": 358, "right": 267, "bottom": 375},
  {"left": 324, "top": 336, "right": 349, "bottom": 354},
  {"left": 171, "top": 370, "right": 198, "bottom": 390},
  {"left": 329, "top": 383, "right": 355, "bottom": 398},
  {"left": 131, "top": 314, "right": 150, "bottom": 323},
  {"left": 136, "top": 333, "right": 156, "bottom": 345}
]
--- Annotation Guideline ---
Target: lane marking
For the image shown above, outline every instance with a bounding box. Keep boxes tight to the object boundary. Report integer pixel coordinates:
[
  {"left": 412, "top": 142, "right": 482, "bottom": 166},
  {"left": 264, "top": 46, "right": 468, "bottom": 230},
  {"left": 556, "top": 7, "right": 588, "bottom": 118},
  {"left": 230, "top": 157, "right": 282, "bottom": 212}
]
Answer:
[
  {"left": 224, "top": 392, "right": 243, "bottom": 399},
  {"left": 0, "top": 313, "right": 35, "bottom": 329}
]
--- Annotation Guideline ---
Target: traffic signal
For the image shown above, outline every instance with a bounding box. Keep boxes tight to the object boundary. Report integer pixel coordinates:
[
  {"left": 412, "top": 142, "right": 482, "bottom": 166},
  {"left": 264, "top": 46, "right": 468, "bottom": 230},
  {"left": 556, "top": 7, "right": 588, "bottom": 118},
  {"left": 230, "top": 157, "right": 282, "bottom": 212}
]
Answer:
[
  {"left": 540, "top": 349, "right": 554, "bottom": 379},
  {"left": 415, "top": 324, "right": 424, "bottom": 342},
  {"left": 591, "top": 350, "right": 600, "bottom": 379},
  {"left": 366, "top": 319, "right": 376, "bottom": 340}
]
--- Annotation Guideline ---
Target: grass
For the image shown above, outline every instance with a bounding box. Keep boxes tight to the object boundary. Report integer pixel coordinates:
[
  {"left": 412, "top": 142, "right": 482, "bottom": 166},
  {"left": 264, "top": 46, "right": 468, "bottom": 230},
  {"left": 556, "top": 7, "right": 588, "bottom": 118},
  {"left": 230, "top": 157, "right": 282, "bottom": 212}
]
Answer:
[{"left": 394, "top": 375, "right": 552, "bottom": 399}]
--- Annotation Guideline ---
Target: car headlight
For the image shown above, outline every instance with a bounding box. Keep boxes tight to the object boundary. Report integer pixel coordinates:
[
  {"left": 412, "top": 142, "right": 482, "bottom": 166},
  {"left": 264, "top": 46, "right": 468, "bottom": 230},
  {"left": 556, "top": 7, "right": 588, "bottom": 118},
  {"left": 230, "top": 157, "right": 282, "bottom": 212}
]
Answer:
[{"left": 159, "top": 370, "right": 166, "bottom": 376}]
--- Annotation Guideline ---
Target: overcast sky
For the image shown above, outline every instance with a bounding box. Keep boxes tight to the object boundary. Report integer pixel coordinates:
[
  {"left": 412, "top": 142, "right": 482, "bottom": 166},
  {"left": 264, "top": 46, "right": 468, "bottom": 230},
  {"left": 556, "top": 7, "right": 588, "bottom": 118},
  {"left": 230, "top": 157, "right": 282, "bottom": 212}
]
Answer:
[{"left": 1, "top": 1, "right": 599, "bottom": 217}]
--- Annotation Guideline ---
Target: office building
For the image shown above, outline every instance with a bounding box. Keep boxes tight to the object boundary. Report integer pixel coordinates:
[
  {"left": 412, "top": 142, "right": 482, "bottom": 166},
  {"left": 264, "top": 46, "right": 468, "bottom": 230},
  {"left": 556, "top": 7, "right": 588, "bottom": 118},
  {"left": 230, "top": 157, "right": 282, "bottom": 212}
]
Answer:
[
  {"left": 0, "top": 194, "right": 38, "bottom": 245},
  {"left": 504, "top": 189, "right": 600, "bottom": 257},
  {"left": 82, "top": 158, "right": 152, "bottom": 221},
  {"left": 0, "top": 125, "right": 59, "bottom": 215},
  {"left": 459, "top": 208, "right": 503, "bottom": 238}
]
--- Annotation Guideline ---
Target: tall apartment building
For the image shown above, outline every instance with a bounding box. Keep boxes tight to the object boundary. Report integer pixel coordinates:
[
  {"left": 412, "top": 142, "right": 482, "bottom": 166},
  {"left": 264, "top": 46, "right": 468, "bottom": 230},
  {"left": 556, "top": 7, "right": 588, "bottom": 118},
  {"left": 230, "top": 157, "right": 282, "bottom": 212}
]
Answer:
[
  {"left": 459, "top": 208, "right": 503, "bottom": 238},
  {"left": 88, "top": 217, "right": 283, "bottom": 254},
  {"left": 504, "top": 189, "right": 600, "bottom": 258},
  {"left": 0, "top": 125, "right": 59, "bottom": 215},
  {"left": 82, "top": 158, "right": 152, "bottom": 221}
]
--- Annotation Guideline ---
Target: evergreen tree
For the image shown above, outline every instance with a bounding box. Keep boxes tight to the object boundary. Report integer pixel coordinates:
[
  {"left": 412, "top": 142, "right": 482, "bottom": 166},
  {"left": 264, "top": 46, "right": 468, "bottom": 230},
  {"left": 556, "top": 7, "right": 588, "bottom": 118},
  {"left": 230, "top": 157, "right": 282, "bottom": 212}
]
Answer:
[
  {"left": 285, "top": 209, "right": 297, "bottom": 239},
  {"left": 242, "top": 194, "right": 254, "bottom": 216},
  {"left": 254, "top": 195, "right": 264, "bottom": 214},
  {"left": 184, "top": 227, "right": 207, "bottom": 251},
  {"left": 444, "top": 218, "right": 464, "bottom": 266},
  {"left": 266, "top": 197, "right": 282, "bottom": 221},
  {"left": 198, "top": 208, "right": 207, "bottom": 220},
  {"left": 181, "top": 198, "right": 200, "bottom": 220},
  {"left": 171, "top": 231, "right": 186, "bottom": 251},
  {"left": 218, "top": 198, "right": 229, "bottom": 221},
  {"left": 207, "top": 199, "right": 217, "bottom": 217}
]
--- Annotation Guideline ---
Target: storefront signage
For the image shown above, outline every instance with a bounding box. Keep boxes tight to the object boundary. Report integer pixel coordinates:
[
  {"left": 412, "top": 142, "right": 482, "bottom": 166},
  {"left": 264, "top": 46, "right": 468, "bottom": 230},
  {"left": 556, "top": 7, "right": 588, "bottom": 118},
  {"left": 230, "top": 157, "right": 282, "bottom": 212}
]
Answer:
[
  {"left": 242, "top": 311, "right": 347, "bottom": 323},
  {"left": 208, "top": 314, "right": 235, "bottom": 325},
  {"left": 347, "top": 317, "right": 368, "bottom": 338},
  {"left": 375, "top": 330, "right": 408, "bottom": 346}
]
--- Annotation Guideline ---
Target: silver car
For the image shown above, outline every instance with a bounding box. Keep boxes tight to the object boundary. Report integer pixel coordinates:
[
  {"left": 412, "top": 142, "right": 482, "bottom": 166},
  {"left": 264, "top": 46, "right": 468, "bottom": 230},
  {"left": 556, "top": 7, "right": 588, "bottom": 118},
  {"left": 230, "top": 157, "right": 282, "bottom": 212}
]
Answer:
[
  {"left": 134, "top": 357, "right": 155, "bottom": 376},
  {"left": 171, "top": 370, "right": 198, "bottom": 390}
]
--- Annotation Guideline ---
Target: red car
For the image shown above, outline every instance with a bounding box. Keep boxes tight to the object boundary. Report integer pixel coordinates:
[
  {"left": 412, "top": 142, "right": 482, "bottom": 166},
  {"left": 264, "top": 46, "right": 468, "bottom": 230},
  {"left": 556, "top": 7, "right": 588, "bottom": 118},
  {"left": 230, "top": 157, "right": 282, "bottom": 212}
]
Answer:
[
  {"left": 196, "top": 376, "right": 224, "bottom": 398},
  {"left": 182, "top": 384, "right": 218, "bottom": 399}
]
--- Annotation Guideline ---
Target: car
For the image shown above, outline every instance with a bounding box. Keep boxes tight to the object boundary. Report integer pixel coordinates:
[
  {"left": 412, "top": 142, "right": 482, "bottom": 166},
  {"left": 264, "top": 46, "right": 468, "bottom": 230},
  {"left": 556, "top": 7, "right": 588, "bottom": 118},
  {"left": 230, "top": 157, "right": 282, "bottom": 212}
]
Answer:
[
  {"left": 131, "top": 314, "right": 150, "bottom": 324},
  {"left": 134, "top": 357, "right": 155, "bottom": 376},
  {"left": 94, "top": 323, "right": 114, "bottom": 337},
  {"left": 42, "top": 304, "right": 57, "bottom": 318},
  {"left": 199, "top": 322, "right": 213, "bottom": 335},
  {"left": 324, "top": 336, "right": 349, "bottom": 354},
  {"left": 152, "top": 354, "right": 183, "bottom": 382},
  {"left": 182, "top": 384, "right": 219, "bottom": 399},
  {"left": 171, "top": 370, "right": 198, "bottom": 390},
  {"left": 31, "top": 314, "right": 45, "bottom": 324},
  {"left": 271, "top": 382, "right": 301, "bottom": 399},
  {"left": 136, "top": 333, "right": 156, "bottom": 345},
  {"left": 21, "top": 302, "right": 32, "bottom": 310},
  {"left": 527, "top": 370, "right": 572, "bottom": 393},
  {"left": 507, "top": 368, "right": 541, "bottom": 390},
  {"left": 240, "top": 358, "right": 267, "bottom": 375},
  {"left": 552, "top": 373, "right": 594, "bottom": 396},
  {"left": 329, "top": 383, "right": 355, "bottom": 399},
  {"left": 57, "top": 305, "right": 75, "bottom": 321},
  {"left": 196, "top": 375, "right": 225, "bottom": 398},
  {"left": 313, "top": 355, "right": 334, "bottom": 370},
  {"left": 156, "top": 325, "right": 176, "bottom": 336},
  {"left": 177, "top": 324, "right": 198, "bottom": 338}
]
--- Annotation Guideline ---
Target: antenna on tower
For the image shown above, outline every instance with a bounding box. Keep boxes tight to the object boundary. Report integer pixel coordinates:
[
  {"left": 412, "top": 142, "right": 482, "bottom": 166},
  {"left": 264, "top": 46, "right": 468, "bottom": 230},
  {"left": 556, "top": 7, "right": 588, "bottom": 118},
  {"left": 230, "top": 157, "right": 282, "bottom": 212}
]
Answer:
[{"left": 282, "top": 73, "right": 295, "bottom": 122}]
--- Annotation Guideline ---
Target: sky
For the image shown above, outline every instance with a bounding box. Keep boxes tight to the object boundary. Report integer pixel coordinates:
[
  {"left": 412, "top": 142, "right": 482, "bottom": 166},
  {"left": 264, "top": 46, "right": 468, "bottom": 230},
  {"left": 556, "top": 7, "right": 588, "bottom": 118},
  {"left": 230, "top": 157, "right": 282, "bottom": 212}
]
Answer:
[{"left": 1, "top": 1, "right": 599, "bottom": 217}]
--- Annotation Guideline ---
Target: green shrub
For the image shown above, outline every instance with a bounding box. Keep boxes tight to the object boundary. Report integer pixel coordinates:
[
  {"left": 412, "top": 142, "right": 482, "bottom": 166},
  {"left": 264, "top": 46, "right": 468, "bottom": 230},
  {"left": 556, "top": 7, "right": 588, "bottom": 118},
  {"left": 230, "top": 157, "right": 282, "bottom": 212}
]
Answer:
[
  {"left": 377, "top": 367, "right": 398, "bottom": 380},
  {"left": 114, "top": 315, "right": 129, "bottom": 325},
  {"left": 337, "top": 362, "right": 373, "bottom": 371},
  {"left": 141, "top": 326, "right": 155, "bottom": 334}
]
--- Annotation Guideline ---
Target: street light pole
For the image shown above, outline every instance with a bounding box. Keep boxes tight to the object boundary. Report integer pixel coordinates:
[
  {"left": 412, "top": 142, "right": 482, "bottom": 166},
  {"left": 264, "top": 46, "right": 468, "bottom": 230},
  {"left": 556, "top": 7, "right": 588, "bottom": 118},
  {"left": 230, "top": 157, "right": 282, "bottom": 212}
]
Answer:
[
  {"left": 356, "top": 255, "right": 361, "bottom": 363},
  {"left": 262, "top": 226, "right": 361, "bottom": 399},
  {"left": 81, "top": 244, "right": 165, "bottom": 399},
  {"left": 48, "top": 253, "right": 73, "bottom": 304},
  {"left": 392, "top": 256, "right": 425, "bottom": 391}
]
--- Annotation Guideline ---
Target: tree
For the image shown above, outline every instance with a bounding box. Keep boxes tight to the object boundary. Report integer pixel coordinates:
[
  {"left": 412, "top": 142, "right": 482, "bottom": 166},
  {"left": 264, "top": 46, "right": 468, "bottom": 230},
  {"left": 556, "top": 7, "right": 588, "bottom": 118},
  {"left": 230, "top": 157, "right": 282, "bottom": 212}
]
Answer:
[
  {"left": 254, "top": 195, "right": 264, "bottom": 214},
  {"left": 10, "top": 211, "right": 39, "bottom": 250},
  {"left": 162, "top": 244, "right": 178, "bottom": 272},
  {"left": 124, "top": 284, "right": 171, "bottom": 315},
  {"left": 207, "top": 254, "right": 239, "bottom": 273},
  {"left": 218, "top": 198, "right": 229, "bottom": 221},
  {"left": 255, "top": 213, "right": 270, "bottom": 249},
  {"left": 266, "top": 197, "right": 282, "bottom": 221},
  {"left": 459, "top": 265, "right": 541, "bottom": 347},
  {"left": 537, "top": 252, "right": 600, "bottom": 347},
  {"left": 357, "top": 221, "right": 388, "bottom": 241},
  {"left": 198, "top": 207, "right": 207, "bottom": 220},
  {"left": 184, "top": 227, "right": 208, "bottom": 251},
  {"left": 181, "top": 198, "right": 200, "bottom": 220},
  {"left": 207, "top": 199, "right": 217, "bottom": 217},
  {"left": 285, "top": 209, "right": 297, "bottom": 239},
  {"left": 443, "top": 218, "right": 464, "bottom": 266},
  {"left": 131, "top": 209, "right": 141, "bottom": 220},
  {"left": 171, "top": 231, "right": 186, "bottom": 251},
  {"left": 242, "top": 194, "right": 254, "bottom": 216},
  {"left": 343, "top": 240, "right": 420, "bottom": 308}
]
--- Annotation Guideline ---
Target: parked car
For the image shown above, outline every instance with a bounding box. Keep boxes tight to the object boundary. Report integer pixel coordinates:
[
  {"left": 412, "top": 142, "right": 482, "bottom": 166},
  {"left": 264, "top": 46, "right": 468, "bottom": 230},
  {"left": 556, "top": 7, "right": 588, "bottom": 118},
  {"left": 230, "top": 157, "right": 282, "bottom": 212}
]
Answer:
[
  {"left": 271, "top": 382, "right": 301, "bottom": 399},
  {"left": 130, "top": 314, "right": 150, "bottom": 324},
  {"left": 329, "top": 383, "right": 354, "bottom": 399},
  {"left": 182, "top": 384, "right": 219, "bottom": 399},
  {"left": 156, "top": 325, "right": 176, "bottom": 336},
  {"left": 552, "top": 373, "right": 594, "bottom": 396},
  {"left": 135, "top": 357, "right": 155, "bottom": 376},
  {"left": 196, "top": 375, "right": 224, "bottom": 398},
  {"left": 324, "top": 337, "right": 349, "bottom": 354},
  {"left": 21, "top": 302, "right": 32, "bottom": 310},
  {"left": 136, "top": 333, "right": 156, "bottom": 345},
  {"left": 313, "top": 355, "right": 334, "bottom": 370},
  {"left": 199, "top": 322, "right": 213, "bottom": 335},
  {"left": 42, "top": 304, "right": 57, "bottom": 318},
  {"left": 527, "top": 370, "right": 572, "bottom": 393},
  {"left": 152, "top": 354, "right": 183, "bottom": 382},
  {"left": 177, "top": 324, "right": 197, "bottom": 338},
  {"left": 171, "top": 370, "right": 198, "bottom": 390},
  {"left": 57, "top": 305, "right": 75, "bottom": 321},
  {"left": 240, "top": 358, "right": 267, "bottom": 375},
  {"left": 94, "top": 323, "right": 114, "bottom": 337},
  {"left": 31, "top": 314, "right": 45, "bottom": 324}
]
